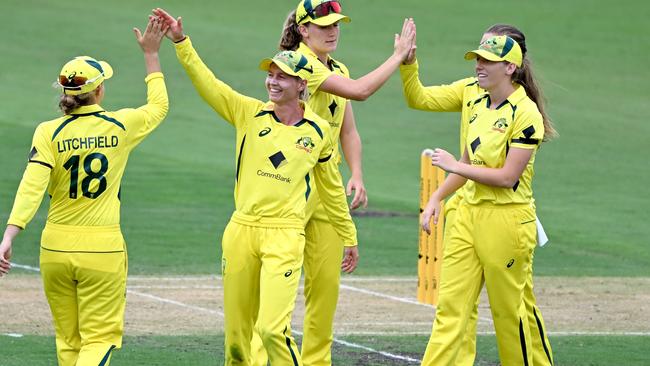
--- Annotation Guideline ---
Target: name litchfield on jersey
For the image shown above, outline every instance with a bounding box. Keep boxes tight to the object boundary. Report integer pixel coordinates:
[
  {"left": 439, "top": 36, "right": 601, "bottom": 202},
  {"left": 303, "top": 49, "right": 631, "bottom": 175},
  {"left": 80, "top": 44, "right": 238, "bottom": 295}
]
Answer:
[{"left": 57, "top": 135, "right": 119, "bottom": 152}]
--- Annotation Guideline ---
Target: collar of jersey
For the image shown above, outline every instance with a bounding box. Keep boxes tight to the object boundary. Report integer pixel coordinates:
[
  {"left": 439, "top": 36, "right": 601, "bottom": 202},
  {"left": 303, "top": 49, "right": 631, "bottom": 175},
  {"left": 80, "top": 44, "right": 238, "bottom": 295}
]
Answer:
[
  {"left": 259, "top": 101, "right": 319, "bottom": 126},
  {"left": 69, "top": 104, "right": 105, "bottom": 115},
  {"left": 298, "top": 42, "right": 336, "bottom": 68},
  {"left": 479, "top": 83, "right": 527, "bottom": 110}
]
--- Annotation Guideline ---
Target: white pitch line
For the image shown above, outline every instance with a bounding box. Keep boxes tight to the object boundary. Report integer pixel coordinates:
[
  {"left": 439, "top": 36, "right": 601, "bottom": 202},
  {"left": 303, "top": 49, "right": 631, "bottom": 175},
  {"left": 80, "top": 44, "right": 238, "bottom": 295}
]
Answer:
[
  {"left": 10, "top": 263, "right": 40, "bottom": 272},
  {"left": 339, "top": 284, "right": 494, "bottom": 324},
  {"left": 128, "top": 288, "right": 420, "bottom": 363},
  {"left": 3, "top": 333, "right": 24, "bottom": 338},
  {"left": 127, "top": 290, "right": 225, "bottom": 317},
  {"left": 128, "top": 285, "right": 221, "bottom": 289},
  {"left": 341, "top": 277, "right": 416, "bottom": 282}
]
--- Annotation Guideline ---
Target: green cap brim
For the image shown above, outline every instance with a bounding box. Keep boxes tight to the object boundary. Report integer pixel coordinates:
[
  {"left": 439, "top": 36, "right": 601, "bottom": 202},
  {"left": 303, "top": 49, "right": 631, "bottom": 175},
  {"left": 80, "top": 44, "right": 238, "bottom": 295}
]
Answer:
[
  {"left": 99, "top": 61, "right": 113, "bottom": 80},
  {"left": 259, "top": 58, "right": 302, "bottom": 79}
]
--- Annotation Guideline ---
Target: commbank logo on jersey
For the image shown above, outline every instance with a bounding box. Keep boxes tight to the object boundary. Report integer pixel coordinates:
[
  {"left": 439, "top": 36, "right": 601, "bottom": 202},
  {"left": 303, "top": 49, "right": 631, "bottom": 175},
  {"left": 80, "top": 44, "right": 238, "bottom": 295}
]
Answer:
[
  {"left": 296, "top": 136, "right": 315, "bottom": 153},
  {"left": 492, "top": 118, "right": 508, "bottom": 133},
  {"left": 259, "top": 127, "right": 271, "bottom": 137}
]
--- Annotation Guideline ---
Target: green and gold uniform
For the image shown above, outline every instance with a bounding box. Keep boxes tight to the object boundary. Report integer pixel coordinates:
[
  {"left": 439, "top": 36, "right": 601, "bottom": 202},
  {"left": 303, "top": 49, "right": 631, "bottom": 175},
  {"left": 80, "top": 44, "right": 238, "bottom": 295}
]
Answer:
[
  {"left": 174, "top": 37, "right": 357, "bottom": 366},
  {"left": 251, "top": 42, "right": 353, "bottom": 366},
  {"left": 7, "top": 72, "right": 168, "bottom": 366},
  {"left": 401, "top": 61, "right": 552, "bottom": 366},
  {"left": 297, "top": 42, "right": 352, "bottom": 366}
]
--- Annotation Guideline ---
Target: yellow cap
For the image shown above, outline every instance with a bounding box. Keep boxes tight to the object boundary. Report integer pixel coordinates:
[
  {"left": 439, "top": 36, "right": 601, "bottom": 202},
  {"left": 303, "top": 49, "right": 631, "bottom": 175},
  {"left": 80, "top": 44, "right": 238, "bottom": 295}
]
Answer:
[
  {"left": 464, "top": 35, "right": 523, "bottom": 67},
  {"left": 58, "top": 56, "right": 113, "bottom": 95},
  {"left": 295, "top": 0, "right": 350, "bottom": 26},
  {"left": 259, "top": 51, "right": 313, "bottom": 80}
]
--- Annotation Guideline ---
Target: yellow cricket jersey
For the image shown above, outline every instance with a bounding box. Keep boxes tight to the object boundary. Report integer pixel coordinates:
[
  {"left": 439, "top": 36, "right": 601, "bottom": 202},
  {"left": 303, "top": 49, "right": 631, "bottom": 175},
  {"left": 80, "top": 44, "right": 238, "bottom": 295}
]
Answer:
[
  {"left": 400, "top": 61, "right": 483, "bottom": 156},
  {"left": 7, "top": 72, "right": 168, "bottom": 251},
  {"left": 174, "top": 37, "right": 357, "bottom": 246},
  {"left": 462, "top": 85, "right": 544, "bottom": 205},
  {"left": 297, "top": 42, "right": 349, "bottom": 164}
]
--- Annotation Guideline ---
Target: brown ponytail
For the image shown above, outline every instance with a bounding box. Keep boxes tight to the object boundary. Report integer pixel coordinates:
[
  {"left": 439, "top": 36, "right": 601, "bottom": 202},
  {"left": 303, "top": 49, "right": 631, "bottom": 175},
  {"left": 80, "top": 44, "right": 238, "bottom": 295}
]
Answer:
[
  {"left": 58, "top": 92, "right": 94, "bottom": 115},
  {"left": 485, "top": 24, "right": 558, "bottom": 141},
  {"left": 279, "top": 10, "right": 302, "bottom": 51}
]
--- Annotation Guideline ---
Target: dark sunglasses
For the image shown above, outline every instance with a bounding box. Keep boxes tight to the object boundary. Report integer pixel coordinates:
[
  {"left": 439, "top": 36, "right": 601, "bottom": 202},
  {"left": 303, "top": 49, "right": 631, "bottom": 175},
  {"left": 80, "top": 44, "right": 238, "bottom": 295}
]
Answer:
[
  {"left": 298, "top": 0, "right": 342, "bottom": 24},
  {"left": 58, "top": 72, "right": 103, "bottom": 90},
  {"left": 58, "top": 74, "right": 88, "bottom": 89}
]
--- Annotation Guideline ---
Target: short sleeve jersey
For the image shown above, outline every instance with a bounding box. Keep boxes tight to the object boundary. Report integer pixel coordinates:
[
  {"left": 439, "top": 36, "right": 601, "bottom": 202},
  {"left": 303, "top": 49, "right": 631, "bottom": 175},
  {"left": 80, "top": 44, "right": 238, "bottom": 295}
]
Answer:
[
  {"left": 8, "top": 73, "right": 168, "bottom": 229},
  {"left": 462, "top": 85, "right": 544, "bottom": 204},
  {"left": 297, "top": 42, "right": 350, "bottom": 164}
]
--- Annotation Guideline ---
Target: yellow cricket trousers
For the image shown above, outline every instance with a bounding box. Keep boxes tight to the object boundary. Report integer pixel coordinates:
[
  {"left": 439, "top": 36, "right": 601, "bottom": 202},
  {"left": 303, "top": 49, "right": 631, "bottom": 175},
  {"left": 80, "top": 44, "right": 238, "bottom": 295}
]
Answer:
[
  {"left": 39, "top": 226, "right": 127, "bottom": 366},
  {"left": 422, "top": 201, "right": 536, "bottom": 366},
  {"left": 299, "top": 209, "right": 344, "bottom": 366},
  {"left": 250, "top": 189, "right": 345, "bottom": 366},
  {"left": 443, "top": 195, "right": 554, "bottom": 366},
  {"left": 223, "top": 212, "right": 305, "bottom": 366},
  {"left": 443, "top": 195, "right": 553, "bottom": 366}
]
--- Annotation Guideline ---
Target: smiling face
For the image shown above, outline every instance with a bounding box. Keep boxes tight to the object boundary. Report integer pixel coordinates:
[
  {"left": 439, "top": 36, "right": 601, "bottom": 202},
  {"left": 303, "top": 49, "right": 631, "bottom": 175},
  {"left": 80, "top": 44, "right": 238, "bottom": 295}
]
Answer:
[
  {"left": 265, "top": 63, "right": 306, "bottom": 104},
  {"left": 300, "top": 21, "right": 340, "bottom": 55}
]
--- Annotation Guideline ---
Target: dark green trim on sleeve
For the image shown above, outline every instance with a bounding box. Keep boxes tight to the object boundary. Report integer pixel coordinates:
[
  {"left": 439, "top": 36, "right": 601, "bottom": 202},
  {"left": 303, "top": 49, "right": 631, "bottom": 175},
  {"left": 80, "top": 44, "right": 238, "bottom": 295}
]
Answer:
[{"left": 29, "top": 160, "right": 53, "bottom": 169}]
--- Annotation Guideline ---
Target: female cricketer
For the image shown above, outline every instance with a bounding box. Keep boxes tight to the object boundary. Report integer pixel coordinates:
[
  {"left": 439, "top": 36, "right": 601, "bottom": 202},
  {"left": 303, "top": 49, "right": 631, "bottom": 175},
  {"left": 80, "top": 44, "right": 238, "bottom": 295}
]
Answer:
[
  {"left": 414, "top": 34, "right": 557, "bottom": 365},
  {"left": 154, "top": 8, "right": 358, "bottom": 365},
  {"left": 401, "top": 24, "right": 555, "bottom": 365},
  {"left": 0, "top": 18, "right": 169, "bottom": 365},
  {"left": 249, "top": 2, "right": 416, "bottom": 365}
]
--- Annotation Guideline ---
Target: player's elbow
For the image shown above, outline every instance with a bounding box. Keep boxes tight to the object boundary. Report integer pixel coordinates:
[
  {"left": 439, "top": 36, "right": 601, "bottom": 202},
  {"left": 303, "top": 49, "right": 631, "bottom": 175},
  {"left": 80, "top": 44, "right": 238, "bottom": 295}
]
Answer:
[
  {"left": 348, "top": 89, "right": 370, "bottom": 101},
  {"left": 497, "top": 173, "right": 520, "bottom": 188}
]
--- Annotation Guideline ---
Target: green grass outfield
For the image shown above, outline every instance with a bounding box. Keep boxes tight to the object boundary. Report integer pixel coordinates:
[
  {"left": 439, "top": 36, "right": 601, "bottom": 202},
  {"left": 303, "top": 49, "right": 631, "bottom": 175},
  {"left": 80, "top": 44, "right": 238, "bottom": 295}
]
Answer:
[
  {"left": 2, "top": 0, "right": 649, "bottom": 364},
  {"left": 2, "top": 334, "right": 649, "bottom": 366}
]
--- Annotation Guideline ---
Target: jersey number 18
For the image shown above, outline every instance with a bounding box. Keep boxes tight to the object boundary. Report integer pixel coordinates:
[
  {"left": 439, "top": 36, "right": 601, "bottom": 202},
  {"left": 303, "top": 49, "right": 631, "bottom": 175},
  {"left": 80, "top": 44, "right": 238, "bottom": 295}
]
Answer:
[{"left": 63, "top": 153, "right": 108, "bottom": 199}]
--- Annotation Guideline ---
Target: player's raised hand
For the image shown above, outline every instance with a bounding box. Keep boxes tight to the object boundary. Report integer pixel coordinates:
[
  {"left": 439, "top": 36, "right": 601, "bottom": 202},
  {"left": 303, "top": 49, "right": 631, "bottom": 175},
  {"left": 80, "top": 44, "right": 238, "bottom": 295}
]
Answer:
[
  {"left": 134, "top": 17, "right": 169, "bottom": 53},
  {"left": 341, "top": 246, "right": 359, "bottom": 273},
  {"left": 394, "top": 18, "right": 416, "bottom": 62},
  {"left": 153, "top": 8, "right": 185, "bottom": 42},
  {"left": 403, "top": 21, "right": 417, "bottom": 65},
  {"left": 346, "top": 177, "right": 368, "bottom": 210}
]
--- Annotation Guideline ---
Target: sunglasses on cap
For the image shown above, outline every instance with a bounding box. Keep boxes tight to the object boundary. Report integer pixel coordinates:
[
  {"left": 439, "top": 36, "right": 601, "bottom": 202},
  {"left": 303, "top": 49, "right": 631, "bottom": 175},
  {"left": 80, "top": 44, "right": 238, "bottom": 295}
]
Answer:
[
  {"left": 58, "top": 72, "right": 104, "bottom": 91},
  {"left": 298, "top": 0, "right": 342, "bottom": 24}
]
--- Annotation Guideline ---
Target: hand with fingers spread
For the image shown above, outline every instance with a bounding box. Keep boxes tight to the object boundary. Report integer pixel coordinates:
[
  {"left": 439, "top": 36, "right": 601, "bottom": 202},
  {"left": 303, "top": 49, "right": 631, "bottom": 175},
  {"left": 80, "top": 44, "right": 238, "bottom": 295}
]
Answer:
[
  {"left": 394, "top": 18, "right": 416, "bottom": 62},
  {"left": 346, "top": 177, "right": 368, "bottom": 210},
  {"left": 134, "top": 16, "right": 168, "bottom": 53},
  {"left": 152, "top": 8, "right": 185, "bottom": 42},
  {"left": 431, "top": 148, "right": 459, "bottom": 173},
  {"left": 341, "top": 246, "right": 359, "bottom": 273}
]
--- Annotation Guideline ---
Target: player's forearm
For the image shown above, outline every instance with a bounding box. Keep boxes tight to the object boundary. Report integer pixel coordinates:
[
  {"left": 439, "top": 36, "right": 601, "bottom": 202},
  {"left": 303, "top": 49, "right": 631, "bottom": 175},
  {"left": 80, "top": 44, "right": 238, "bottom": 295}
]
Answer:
[
  {"left": 400, "top": 60, "right": 430, "bottom": 110},
  {"left": 144, "top": 52, "right": 162, "bottom": 75},
  {"left": 320, "top": 53, "right": 403, "bottom": 101},
  {"left": 137, "top": 72, "right": 169, "bottom": 131},
  {"left": 3, "top": 225, "right": 22, "bottom": 243},
  {"left": 7, "top": 164, "right": 51, "bottom": 229},
  {"left": 340, "top": 104, "right": 363, "bottom": 179},
  {"left": 448, "top": 148, "right": 532, "bottom": 188},
  {"left": 430, "top": 173, "right": 467, "bottom": 203},
  {"left": 314, "top": 161, "right": 358, "bottom": 246}
]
